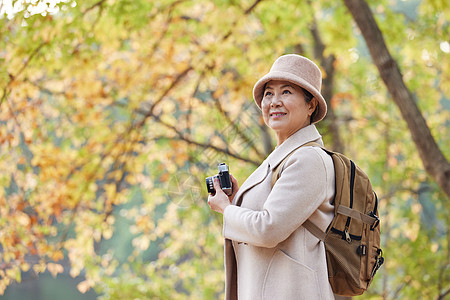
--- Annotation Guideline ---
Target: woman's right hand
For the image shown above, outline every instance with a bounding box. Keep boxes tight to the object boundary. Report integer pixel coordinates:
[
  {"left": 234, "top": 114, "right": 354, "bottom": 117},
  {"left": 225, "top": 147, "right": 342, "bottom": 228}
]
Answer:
[{"left": 207, "top": 174, "right": 239, "bottom": 214}]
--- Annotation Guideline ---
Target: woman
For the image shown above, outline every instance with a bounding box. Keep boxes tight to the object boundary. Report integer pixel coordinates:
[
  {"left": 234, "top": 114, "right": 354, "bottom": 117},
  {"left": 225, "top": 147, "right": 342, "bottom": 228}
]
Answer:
[{"left": 208, "top": 54, "right": 335, "bottom": 300}]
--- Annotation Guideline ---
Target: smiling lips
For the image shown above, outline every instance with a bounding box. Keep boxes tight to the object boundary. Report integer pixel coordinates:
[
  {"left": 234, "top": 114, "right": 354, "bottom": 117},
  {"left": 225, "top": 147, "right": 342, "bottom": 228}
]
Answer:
[{"left": 270, "top": 112, "right": 287, "bottom": 118}]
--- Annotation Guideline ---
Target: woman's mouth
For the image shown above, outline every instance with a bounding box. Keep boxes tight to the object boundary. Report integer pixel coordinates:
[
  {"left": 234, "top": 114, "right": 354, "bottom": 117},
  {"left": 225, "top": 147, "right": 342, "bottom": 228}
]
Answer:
[{"left": 270, "top": 112, "right": 287, "bottom": 117}]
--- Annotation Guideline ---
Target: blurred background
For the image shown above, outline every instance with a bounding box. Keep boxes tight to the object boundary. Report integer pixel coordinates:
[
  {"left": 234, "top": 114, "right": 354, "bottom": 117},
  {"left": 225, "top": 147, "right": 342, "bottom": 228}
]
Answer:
[{"left": 0, "top": 0, "right": 448, "bottom": 299}]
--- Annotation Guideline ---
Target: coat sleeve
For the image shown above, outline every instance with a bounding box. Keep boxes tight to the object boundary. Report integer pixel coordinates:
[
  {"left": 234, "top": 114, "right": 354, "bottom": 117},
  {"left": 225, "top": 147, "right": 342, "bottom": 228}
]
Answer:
[{"left": 223, "top": 147, "right": 331, "bottom": 248}]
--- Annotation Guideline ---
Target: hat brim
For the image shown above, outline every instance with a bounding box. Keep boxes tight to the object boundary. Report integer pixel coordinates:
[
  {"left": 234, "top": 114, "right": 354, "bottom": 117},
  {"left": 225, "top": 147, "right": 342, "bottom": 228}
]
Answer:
[{"left": 252, "top": 71, "right": 327, "bottom": 124}]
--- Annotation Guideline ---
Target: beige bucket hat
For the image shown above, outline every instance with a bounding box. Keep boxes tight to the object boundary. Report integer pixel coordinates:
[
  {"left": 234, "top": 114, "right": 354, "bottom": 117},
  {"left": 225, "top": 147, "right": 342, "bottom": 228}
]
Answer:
[{"left": 253, "top": 54, "right": 327, "bottom": 124}]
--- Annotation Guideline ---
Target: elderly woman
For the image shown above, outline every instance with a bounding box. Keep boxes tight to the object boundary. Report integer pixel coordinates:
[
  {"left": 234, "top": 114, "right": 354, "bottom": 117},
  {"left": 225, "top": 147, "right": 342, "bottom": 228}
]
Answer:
[{"left": 208, "top": 54, "right": 335, "bottom": 300}]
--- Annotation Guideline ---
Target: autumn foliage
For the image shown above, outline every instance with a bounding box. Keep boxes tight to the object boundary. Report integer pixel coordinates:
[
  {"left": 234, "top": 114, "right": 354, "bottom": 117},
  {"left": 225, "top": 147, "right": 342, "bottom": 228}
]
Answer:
[{"left": 1, "top": 0, "right": 449, "bottom": 299}]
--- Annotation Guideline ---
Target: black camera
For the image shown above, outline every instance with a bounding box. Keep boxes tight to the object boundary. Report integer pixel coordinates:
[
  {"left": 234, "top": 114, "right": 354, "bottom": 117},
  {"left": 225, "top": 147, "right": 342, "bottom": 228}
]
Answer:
[{"left": 206, "top": 163, "right": 232, "bottom": 196}]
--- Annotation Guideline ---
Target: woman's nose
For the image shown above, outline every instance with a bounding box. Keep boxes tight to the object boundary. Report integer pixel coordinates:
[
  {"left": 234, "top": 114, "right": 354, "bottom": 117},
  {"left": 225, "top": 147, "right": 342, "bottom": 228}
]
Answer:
[{"left": 270, "top": 96, "right": 282, "bottom": 107}]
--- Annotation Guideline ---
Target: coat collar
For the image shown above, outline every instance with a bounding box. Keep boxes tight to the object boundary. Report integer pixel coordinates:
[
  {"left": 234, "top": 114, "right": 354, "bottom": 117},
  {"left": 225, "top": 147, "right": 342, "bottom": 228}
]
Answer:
[{"left": 266, "top": 125, "right": 323, "bottom": 171}]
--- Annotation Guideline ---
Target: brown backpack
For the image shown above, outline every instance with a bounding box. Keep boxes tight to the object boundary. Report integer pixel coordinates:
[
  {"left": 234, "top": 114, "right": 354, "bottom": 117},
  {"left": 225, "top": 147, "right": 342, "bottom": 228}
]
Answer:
[{"left": 271, "top": 142, "right": 384, "bottom": 296}]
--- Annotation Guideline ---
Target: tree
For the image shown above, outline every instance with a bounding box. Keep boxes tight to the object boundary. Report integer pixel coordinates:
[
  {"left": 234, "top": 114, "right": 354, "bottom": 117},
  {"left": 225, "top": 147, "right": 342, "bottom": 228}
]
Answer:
[
  {"left": 1, "top": 0, "right": 448, "bottom": 299},
  {"left": 343, "top": 0, "right": 450, "bottom": 199}
]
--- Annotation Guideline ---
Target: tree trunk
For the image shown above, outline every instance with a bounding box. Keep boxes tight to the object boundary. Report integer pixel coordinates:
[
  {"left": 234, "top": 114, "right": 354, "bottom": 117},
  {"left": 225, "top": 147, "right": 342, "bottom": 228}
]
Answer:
[
  {"left": 343, "top": 0, "right": 450, "bottom": 198},
  {"left": 310, "top": 20, "right": 344, "bottom": 153}
]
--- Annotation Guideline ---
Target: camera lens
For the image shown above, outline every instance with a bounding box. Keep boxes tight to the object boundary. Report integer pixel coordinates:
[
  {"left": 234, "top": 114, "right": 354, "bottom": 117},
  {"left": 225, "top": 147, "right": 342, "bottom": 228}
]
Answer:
[{"left": 205, "top": 176, "right": 215, "bottom": 194}]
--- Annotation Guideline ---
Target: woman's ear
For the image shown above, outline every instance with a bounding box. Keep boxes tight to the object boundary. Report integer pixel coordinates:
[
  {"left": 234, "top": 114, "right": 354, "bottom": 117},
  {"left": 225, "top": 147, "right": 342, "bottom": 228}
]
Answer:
[{"left": 308, "top": 98, "right": 318, "bottom": 116}]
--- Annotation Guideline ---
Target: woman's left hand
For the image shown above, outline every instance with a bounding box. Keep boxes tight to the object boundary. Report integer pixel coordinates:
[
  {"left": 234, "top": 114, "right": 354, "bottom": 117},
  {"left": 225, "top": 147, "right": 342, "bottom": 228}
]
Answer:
[{"left": 208, "top": 175, "right": 239, "bottom": 214}]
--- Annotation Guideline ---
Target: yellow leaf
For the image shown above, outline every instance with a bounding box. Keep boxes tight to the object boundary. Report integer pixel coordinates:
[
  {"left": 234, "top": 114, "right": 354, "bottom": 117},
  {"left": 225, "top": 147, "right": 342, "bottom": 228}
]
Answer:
[
  {"left": 175, "top": 61, "right": 190, "bottom": 73},
  {"left": 51, "top": 250, "right": 64, "bottom": 262},
  {"left": 132, "top": 235, "right": 150, "bottom": 251},
  {"left": 213, "top": 87, "right": 225, "bottom": 98},
  {"left": 102, "top": 228, "right": 113, "bottom": 240},
  {"left": 20, "top": 263, "right": 30, "bottom": 272},
  {"left": 16, "top": 212, "right": 30, "bottom": 227},
  {"left": 47, "top": 263, "right": 64, "bottom": 278},
  {"left": 70, "top": 267, "right": 80, "bottom": 278},
  {"left": 33, "top": 262, "right": 46, "bottom": 274},
  {"left": 431, "top": 243, "right": 439, "bottom": 253},
  {"left": 105, "top": 183, "right": 116, "bottom": 201},
  {"left": 77, "top": 280, "right": 91, "bottom": 294}
]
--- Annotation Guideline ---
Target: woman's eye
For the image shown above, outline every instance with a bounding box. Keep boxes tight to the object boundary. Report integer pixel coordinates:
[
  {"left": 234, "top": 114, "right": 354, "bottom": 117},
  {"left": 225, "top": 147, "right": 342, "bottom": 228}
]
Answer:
[
  {"left": 264, "top": 91, "right": 273, "bottom": 97},
  {"left": 282, "top": 90, "right": 292, "bottom": 94}
]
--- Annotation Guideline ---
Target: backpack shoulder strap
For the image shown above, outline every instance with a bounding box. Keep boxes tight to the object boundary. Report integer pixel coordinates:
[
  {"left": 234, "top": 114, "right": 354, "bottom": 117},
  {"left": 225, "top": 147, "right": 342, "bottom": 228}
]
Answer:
[
  {"left": 270, "top": 141, "right": 322, "bottom": 189},
  {"left": 303, "top": 219, "right": 326, "bottom": 241}
]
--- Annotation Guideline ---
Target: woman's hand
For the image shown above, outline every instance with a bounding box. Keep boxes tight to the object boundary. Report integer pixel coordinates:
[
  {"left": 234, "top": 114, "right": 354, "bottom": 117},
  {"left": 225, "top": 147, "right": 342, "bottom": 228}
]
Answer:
[{"left": 208, "top": 175, "right": 239, "bottom": 214}]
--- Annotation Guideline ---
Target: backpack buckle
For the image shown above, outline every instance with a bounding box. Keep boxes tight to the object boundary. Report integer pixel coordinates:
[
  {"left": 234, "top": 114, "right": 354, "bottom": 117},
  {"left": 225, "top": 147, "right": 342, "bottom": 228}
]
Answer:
[
  {"left": 370, "top": 249, "right": 384, "bottom": 279},
  {"left": 369, "top": 211, "right": 380, "bottom": 230},
  {"left": 357, "top": 245, "right": 366, "bottom": 256}
]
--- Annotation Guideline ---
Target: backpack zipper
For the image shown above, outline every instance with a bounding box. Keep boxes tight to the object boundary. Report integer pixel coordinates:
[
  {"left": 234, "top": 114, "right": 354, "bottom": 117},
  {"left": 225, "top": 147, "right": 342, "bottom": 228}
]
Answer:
[
  {"left": 331, "top": 227, "right": 361, "bottom": 240},
  {"left": 344, "top": 226, "right": 352, "bottom": 243},
  {"left": 343, "top": 160, "right": 356, "bottom": 242}
]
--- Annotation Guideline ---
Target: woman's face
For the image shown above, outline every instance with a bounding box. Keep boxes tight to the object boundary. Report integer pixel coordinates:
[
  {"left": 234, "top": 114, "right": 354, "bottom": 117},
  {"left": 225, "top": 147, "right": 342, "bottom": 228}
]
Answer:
[{"left": 261, "top": 80, "right": 317, "bottom": 145}]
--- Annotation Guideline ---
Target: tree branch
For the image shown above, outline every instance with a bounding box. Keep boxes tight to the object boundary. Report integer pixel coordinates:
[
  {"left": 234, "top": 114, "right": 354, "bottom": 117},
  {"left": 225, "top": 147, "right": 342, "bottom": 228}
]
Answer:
[
  {"left": 144, "top": 66, "right": 193, "bottom": 120},
  {"left": 1, "top": 41, "right": 47, "bottom": 105},
  {"left": 438, "top": 288, "right": 450, "bottom": 300},
  {"left": 150, "top": 112, "right": 260, "bottom": 166},
  {"left": 343, "top": 0, "right": 450, "bottom": 197},
  {"left": 213, "top": 95, "right": 265, "bottom": 159},
  {"left": 244, "top": 0, "right": 264, "bottom": 15},
  {"left": 82, "top": 0, "right": 107, "bottom": 14}
]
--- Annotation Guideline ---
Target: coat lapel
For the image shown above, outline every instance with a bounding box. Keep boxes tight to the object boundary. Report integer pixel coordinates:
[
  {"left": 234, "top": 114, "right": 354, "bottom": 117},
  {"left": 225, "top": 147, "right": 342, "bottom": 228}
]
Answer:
[{"left": 232, "top": 161, "right": 270, "bottom": 206}]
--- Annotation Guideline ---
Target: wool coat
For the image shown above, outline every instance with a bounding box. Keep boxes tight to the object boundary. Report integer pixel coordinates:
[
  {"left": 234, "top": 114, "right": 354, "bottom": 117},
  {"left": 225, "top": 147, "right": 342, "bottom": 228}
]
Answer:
[{"left": 223, "top": 125, "right": 336, "bottom": 300}]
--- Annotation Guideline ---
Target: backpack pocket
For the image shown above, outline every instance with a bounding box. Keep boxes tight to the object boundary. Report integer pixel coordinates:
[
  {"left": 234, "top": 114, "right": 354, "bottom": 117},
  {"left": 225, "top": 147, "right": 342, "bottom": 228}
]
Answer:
[{"left": 324, "top": 231, "right": 365, "bottom": 296}]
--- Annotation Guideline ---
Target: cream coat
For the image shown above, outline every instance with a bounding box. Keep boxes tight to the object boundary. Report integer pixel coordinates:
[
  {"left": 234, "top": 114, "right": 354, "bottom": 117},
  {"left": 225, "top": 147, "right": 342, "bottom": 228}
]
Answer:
[{"left": 223, "top": 125, "right": 335, "bottom": 300}]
